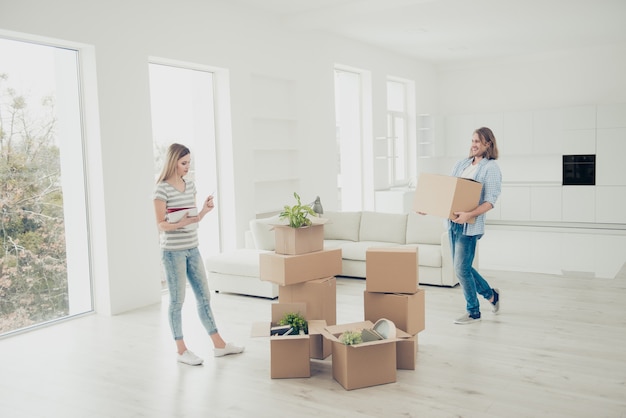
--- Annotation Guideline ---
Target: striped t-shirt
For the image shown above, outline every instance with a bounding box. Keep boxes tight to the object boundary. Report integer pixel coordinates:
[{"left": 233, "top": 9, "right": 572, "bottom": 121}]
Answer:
[{"left": 154, "top": 180, "right": 199, "bottom": 251}]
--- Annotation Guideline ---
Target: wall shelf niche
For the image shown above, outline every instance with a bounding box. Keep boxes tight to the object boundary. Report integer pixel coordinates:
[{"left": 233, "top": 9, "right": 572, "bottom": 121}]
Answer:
[{"left": 250, "top": 74, "right": 300, "bottom": 215}]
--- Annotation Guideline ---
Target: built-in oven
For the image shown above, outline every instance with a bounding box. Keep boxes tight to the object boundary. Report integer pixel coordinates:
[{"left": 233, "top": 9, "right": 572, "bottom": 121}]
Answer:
[{"left": 562, "top": 154, "right": 595, "bottom": 186}]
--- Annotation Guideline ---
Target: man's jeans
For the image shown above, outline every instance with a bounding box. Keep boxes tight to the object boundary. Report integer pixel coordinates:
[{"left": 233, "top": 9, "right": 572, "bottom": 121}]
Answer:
[
  {"left": 162, "top": 247, "right": 218, "bottom": 340},
  {"left": 449, "top": 222, "right": 494, "bottom": 315}
]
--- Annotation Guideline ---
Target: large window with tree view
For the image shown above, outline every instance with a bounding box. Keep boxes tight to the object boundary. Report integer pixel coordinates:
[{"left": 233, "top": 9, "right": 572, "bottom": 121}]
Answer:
[{"left": 0, "top": 37, "right": 93, "bottom": 337}]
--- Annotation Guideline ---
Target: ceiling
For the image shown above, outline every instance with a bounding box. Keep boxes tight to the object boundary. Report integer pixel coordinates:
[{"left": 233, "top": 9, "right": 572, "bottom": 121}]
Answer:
[{"left": 228, "top": 0, "right": 626, "bottom": 65}]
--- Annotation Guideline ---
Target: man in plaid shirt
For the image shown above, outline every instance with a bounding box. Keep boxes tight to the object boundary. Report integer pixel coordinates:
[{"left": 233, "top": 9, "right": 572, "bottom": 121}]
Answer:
[{"left": 449, "top": 127, "right": 502, "bottom": 324}]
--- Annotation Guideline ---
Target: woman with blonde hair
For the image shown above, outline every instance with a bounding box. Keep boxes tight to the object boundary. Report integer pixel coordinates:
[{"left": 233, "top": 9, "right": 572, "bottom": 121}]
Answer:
[{"left": 154, "top": 143, "right": 244, "bottom": 365}]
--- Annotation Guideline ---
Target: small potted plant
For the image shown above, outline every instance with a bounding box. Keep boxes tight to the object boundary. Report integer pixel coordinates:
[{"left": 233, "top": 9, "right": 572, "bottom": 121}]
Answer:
[
  {"left": 278, "top": 311, "right": 308, "bottom": 335},
  {"left": 339, "top": 330, "right": 363, "bottom": 346},
  {"left": 279, "top": 192, "right": 317, "bottom": 228},
  {"left": 274, "top": 192, "right": 325, "bottom": 255}
]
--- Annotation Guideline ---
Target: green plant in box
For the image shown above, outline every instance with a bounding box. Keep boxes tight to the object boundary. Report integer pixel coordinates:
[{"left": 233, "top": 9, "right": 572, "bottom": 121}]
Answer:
[
  {"left": 279, "top": 192, "right": 317, "bottom": 228},
  {"left": 339, "top": 330, "right": 363, "bottom": 346},
  {"left": 278, "top": 312, "right": 308, "bottom": 335}
]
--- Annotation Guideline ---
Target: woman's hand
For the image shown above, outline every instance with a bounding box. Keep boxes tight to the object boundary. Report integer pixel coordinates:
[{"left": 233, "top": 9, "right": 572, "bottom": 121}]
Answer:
[
  {"left": 205, "top": 195, "right": 215, "bottom": 210},
  {"left": 198, "top": 195, "right": 214, "bottom": 217},
  {"left": 179, "top": 210, "right": 200, "bottom": 227}
]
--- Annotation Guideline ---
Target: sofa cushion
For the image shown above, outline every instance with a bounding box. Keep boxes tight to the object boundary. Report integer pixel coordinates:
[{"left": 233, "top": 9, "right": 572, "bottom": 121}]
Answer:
[
  {"left": 323, "top": 211, "right": 361, "bottom": 241},
  {"left": 359, "top": 211, "right": 407, "bottom": 244},
  {"left": 403, "top": 244, "right": 442, "bottom": 268},
  {"left": 205, "top": 249, "right": 270, "bottom": 277},
  {"left": 406, "top": 212, "right": 446, "bottom": 245},
  {"left": 340, "top": 241, "right": 399, "bottom": 261},
  {"left": 249, "top": 215, "right": 280, "bottom": 251},
  {"left": 322, "top": 239, "right": 350, "bottom": 250}
]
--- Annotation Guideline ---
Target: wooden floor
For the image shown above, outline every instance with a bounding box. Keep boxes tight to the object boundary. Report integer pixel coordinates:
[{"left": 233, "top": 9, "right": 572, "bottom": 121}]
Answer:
[{"left": 1, "top": 269, "right": 625, "bottom": 418}]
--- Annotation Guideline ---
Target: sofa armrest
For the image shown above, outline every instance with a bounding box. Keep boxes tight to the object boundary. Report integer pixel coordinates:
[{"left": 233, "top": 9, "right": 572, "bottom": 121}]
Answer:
[
  {"left": 245, "top": 230, "right": 255, "bottom": 249},
  {"left": 440, "top": 231, "right": 456, "bottom": 286}
]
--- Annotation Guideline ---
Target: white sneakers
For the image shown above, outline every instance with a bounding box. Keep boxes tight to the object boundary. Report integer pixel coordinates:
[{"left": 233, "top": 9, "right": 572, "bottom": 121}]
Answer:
[
  {"left": 214, "top": 342, "right": 245, "bottom": 358},
  {"left": 177, "top": 350, "right": 204, "bottom": 366},
  {"left": 177, "top": 343, "right": 245, "bottom": 365},
  {"left": 453, "top": 313, "right": 481, "bottom": 324}
]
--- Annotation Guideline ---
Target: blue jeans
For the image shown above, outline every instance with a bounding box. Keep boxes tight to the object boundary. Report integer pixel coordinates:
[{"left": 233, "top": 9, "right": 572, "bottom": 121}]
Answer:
[
  {"left": 449, "top": 222, "right": 494, "bottom": 316},
  {"left": 161, "top": 247, "right": 218, "bottom": 340}
]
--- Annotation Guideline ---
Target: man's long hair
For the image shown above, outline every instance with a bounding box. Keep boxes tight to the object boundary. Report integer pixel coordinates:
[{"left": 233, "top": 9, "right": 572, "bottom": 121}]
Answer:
[{"left": 470, "top": 127, "right": 499, "bottom": 160}]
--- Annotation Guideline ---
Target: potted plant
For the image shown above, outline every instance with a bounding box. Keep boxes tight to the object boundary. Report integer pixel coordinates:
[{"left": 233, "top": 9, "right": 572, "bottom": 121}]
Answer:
[
  {"left": 279, "top": 192, "right": 317, "bottom": 228},
  {"left": 278, "top": 311, "right": 308, "bottom": 335}
]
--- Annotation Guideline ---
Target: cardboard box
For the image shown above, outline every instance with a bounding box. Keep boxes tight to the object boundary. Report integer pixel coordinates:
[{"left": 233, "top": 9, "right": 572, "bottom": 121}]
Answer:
[
  {"left": 323, "top": 321, "right": 398, "bottom": 390},
  {"left": 366, "top": 247, "right": 419, "bottom": 294},
  {"left": 274, "top": 224, "right": 324, "bottom": 255},
  {"left": 308, "top": 319, "right": 331, "bottom": 360},
  {"left": 363, "top": 289, "right": 426, "bottom": 335},
  {"left": 396, "top": 334, "right": 418, "bottom": 370},
  {"left": 270, "top": 336, "right": 310, "bottom": 379},
  {"left": 260, "top": 248, "right": 342, "bottom": 286},
  {"left": 413, "top": 173, "right": 482, "bottom": 223},
  {"left": 250, "top": 303, "right": 311, "bottom": 379},
  {"left": 279, "top": 276, "right": 337, "bottom": 326}
]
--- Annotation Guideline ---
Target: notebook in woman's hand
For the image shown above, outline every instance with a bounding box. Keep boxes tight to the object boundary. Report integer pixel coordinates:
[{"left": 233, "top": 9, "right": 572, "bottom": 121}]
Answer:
[{"left": 166, "top": 207, "right": 198, "bottom": 230}]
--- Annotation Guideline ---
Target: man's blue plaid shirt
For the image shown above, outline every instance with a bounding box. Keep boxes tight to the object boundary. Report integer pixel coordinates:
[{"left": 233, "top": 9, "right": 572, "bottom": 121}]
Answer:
[{"left": 450, "top": 157, "right": 502, "bottom": 237}]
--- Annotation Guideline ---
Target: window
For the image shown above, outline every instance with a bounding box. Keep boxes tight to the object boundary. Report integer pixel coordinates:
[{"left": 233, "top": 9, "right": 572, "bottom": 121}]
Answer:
[
  {"left": 148, "top": 59, "right": 238, "bottom": 286},
  {"left": 149, "top": 62, "right": 221, "bottom": 261},
  {"left": 0, "top": 36, "right": 93, "bottom": 336},
  {"left": 335, "top": 68, "right": 374, "bottom": 211},
  {"left": 386, "top": 79, "right": 411, "bottom": 186}
]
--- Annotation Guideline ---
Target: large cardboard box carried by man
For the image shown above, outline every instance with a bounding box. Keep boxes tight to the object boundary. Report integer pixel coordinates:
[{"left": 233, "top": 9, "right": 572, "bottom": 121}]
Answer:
[{"left": 413, "top": 173, "right": 482, "bottom": 223}]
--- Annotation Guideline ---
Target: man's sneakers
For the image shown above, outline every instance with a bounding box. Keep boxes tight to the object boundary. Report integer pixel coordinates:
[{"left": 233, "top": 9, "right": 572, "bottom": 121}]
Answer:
[
  {"left": 214, "top": 342, "right": 245, "bottom": 358},
  {"left": 454, "top": 312, "right": 481, "bottom": 324},
  {"left": 177, "top": 350, "right": 204, "bottom": 366},
  {"left": 491, "top": 288, "right": 500, "bottom": 313}
]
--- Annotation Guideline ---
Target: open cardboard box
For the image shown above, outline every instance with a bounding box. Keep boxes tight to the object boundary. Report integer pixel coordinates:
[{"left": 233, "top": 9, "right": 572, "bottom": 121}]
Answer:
[
  {"left": 250, "top": 302, "right": 311, "bottom": 379},
  {"left": 322, "top": 320, "right": 401, "bottom": 390},
  {"left": 271, "top": 217, "right": 328, "bottom": 255}
]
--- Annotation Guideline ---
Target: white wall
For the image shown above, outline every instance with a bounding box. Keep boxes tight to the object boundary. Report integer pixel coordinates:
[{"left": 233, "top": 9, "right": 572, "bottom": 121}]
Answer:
[{"left": 0, "top": 0, "right": 437, "bottom": 313}]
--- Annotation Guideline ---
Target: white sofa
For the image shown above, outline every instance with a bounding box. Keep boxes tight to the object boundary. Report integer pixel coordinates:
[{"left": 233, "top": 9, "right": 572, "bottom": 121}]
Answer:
[{"left": 205, "top": 211, "right": 462, "bottom": 299}]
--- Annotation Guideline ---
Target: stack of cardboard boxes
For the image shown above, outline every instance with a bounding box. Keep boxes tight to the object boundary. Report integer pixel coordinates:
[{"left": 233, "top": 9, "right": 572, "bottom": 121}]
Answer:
[
  {"left": 249, "top": 174, "right": 481, "bottom": 389},
  {"left": 253, "top": 223, "right": 425, "bottom": 389},
  {"left": 257, "top": 223, "right": 342, "bottom": 378},
  {"left": 321, "top": 247, "right": 425, "bottom": 391},
  {"left": 363, "top": 246, "right": 425, "bottom": 370}
]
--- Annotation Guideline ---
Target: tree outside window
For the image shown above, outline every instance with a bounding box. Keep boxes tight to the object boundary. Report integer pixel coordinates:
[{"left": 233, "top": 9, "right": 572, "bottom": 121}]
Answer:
[{"left": 0, "top": 37, "right": 92, "bottom": 336}]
